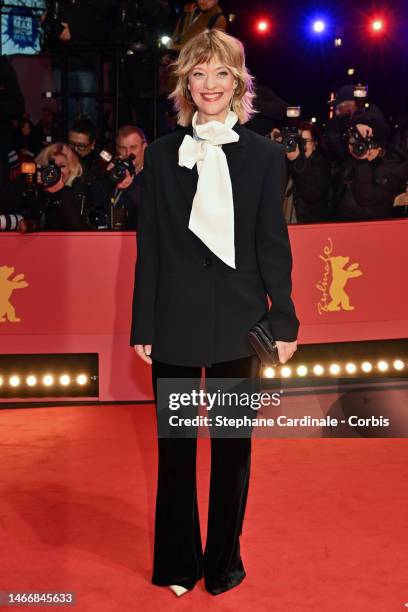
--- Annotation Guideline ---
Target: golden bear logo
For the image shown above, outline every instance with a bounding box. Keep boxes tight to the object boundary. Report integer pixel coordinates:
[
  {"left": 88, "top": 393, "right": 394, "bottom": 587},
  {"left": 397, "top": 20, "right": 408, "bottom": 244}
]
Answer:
[
  {"left": 0, "top": 265, "right": 29, "bottom": 323},
  {"left": 317, "top": 239, "right": 362, "bottom": 314}
]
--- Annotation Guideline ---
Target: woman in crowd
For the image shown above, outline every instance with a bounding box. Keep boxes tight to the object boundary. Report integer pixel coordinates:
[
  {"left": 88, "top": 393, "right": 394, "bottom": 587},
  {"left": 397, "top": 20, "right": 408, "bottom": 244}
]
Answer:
[{"left": 0, "top": 142, "right": 90, "bottom": 231}]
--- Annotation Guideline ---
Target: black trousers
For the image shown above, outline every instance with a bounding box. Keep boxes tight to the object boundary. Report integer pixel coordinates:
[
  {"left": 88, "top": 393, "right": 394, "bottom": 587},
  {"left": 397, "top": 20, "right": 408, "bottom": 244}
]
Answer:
[{"left": 151, "top": 354, "right": 261, "bottom": 595}]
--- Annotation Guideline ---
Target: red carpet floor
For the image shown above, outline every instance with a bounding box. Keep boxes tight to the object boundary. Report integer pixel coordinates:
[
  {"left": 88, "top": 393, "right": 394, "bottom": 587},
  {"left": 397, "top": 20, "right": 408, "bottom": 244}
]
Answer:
[{"left": 0, "top": 403, "right": 407, "bottom": 612}]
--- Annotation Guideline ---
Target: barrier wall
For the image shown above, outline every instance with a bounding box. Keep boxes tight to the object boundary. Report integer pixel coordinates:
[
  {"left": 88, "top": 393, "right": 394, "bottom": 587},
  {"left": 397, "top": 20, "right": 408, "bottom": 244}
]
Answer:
[{"left": 1, "top": 219, "right": 407, "bottom": 403}]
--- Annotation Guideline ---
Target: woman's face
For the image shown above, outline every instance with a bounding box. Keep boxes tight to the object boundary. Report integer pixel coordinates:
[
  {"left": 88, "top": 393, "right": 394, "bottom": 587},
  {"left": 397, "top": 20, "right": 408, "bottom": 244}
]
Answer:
[
  {"left": 52, "top": 154, "right": 70, "bottom": 183},
  {"left": 300, "top": 130, "right": 317, "bottom": 158},
  {"left": 188, "top": 55, "right": 236, "bottom": 123}
]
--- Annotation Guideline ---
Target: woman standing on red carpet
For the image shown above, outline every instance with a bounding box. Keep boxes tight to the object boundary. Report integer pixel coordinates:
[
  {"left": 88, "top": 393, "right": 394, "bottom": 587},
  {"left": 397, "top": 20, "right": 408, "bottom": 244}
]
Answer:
[{"left": 130, "top": 29, "right": 299, "bottom": 597}]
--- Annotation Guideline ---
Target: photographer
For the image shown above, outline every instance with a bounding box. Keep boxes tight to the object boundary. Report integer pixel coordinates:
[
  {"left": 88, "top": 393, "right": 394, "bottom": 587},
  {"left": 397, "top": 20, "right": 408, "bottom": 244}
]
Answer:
[
  {"left": 326, "top": 84, "right": 388, "bottom": 164},
  {"left": 89, "top": 125, "right": 146, "bottom": 230},
  {"left": 285, "top": 122, "right": 331, "bottom": 223},
  {"left": 333, "top": 117, "right": 408, "bottom": 221},
  {"left": 0, "top": 142, "right": 90, "bottom": 231},
  {"left": 42, "top": 0, "right": 111, "bottom": 125}
]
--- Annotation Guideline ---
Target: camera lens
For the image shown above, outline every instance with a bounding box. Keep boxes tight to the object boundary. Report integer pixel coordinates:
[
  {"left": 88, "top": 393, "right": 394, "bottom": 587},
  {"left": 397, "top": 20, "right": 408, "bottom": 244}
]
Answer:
[
  {"left": 110, "top": 165, "right": 127, "bottom": 184},
  {"left": 41, "top": 161, "right": 61, "bottom": 188}
]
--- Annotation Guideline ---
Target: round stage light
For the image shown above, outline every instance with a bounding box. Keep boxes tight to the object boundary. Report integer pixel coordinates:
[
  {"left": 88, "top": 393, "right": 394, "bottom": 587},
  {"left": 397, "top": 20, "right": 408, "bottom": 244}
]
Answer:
[
  {"left": 77, "top": 374, "right": 88, "bottom": 386},
  {"left": 43, "top": 374, "right": 54, "bottom": 386},
  {"left": 334, "top": 37, "right": 342, "bottom": 47},
  {"left": 26, "top": 375, "right": 37, "bottom": 387},
  {"left": 281, "top": 366, "right": 292, "bottom": 378},
  {"left": 313, "top": 364, "right": 324, "bottom": 376},
  {"left": 60, "top": 374, "right": 71, "bottom": 386},
  {"left": 377, "top": 360, "right": 388, "bottom": 372},
  {"left": 361, "top": 361, "right": 373, "bottom": 373},
  {"left": 160, "top": 35, "right": 170, "bottom": 45},
  {"left": 263, "top": 367, "right": 275, "bottom": 378},
  {"left": 393, "top": 359, "right": 404, "bottom": 371},
  {"left": 9, "top": 375, "right": 21, "bottom": 387},
  {"left": 256, "top": 19, "right": 270, "bottom": 34},
  {"left": 345, "top": 363, "right": 357, "bottom": 374},
  {"left": 347, "top": 68, "right": 355, "bottom": 76},
  {"left": 372, "top": 19, "right": 383, "bottom": 32},
  {"left": 297, "top": 365, "right": 308, "bottom": 377},
  {"left": 313, "top": 20, "right": 326, "bottom": 33},
  {"left": 311, "top": 117, "right": 317, "bottom": 123},
  {"left": 329, "top": 363, "right": 340, "bottom": 375}
]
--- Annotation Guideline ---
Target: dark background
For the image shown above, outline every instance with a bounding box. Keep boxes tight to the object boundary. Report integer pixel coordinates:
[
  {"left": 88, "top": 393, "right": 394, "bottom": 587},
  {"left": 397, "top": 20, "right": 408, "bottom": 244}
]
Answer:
[{"left": 172, "top": 0, "right": 408, "bottom": 123}]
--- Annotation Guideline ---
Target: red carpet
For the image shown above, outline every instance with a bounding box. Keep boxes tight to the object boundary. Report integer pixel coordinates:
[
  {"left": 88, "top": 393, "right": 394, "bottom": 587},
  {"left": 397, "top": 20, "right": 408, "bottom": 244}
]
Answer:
[{"left": 0, "top": 403, "right": 407, "bottom": 611}]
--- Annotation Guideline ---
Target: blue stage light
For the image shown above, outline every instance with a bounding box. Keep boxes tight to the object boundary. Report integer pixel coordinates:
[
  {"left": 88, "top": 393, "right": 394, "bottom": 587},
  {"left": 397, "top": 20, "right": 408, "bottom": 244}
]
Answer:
[{"left": 312, "top": 19, "right": 326, "bottom": 33}]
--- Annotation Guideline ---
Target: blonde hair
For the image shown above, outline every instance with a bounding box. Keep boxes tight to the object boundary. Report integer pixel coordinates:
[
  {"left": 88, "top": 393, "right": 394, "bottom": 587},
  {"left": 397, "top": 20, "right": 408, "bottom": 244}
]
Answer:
[
  {"left": 169, "top": 29, "right": 256, "bottom": 126},
  {"left": 35, "top": 142, "right": 83, "bottom": 187}
]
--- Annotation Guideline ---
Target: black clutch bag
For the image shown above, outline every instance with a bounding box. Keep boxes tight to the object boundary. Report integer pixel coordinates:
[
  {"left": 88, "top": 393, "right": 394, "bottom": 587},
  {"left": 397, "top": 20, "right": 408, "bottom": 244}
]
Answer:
[{"left": 248, "top": 313, "right": 280, "bottom": 366}]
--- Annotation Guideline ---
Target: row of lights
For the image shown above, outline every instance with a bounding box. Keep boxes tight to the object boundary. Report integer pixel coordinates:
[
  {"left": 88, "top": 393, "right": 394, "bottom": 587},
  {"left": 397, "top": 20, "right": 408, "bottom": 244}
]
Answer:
[
  {"left": 263, "top": 360, "right": 405, "bottom": 378},
  {"left": 159, "top": 18, "right": 386, "bottom": 47},
  {"left": 0, "top": 374, "right": 89, "bottom": 388},
  {"left": 255, "top": 17, "right": 386, "bottom": 37}
]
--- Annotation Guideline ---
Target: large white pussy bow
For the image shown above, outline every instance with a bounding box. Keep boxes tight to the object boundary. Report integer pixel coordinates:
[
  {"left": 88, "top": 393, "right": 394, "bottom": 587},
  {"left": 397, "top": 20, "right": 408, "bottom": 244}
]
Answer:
[{"left": 178, "top": 110, "right": 239, "bottom": 269}]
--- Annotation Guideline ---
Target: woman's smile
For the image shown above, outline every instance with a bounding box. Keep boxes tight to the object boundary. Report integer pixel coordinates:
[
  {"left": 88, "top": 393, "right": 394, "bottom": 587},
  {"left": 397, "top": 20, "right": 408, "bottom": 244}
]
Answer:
[{"left": 200, "top": 92, "right": 224, "bottom": 102}]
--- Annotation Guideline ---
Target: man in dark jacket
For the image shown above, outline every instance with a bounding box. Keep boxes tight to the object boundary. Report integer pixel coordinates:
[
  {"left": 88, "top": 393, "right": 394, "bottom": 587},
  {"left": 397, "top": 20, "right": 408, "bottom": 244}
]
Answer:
[
  {"left": 0, "top": 55, "right": 25, "bottom": 187},
  {"left": 326, "top": 84, "right": 388, "bottom": 164},
  {"left": 333, "top": 116, "right": 408, "bottom": 221},
  {"left": 88, "top": 125, "right": 146, "bottom": 230}
]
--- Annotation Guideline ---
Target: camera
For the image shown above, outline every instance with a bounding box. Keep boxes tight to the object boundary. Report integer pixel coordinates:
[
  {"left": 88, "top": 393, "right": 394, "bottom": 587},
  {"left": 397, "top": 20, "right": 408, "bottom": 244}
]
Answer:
[
  {"left": 353, "top": 84, "right": 369, "bottom": 106},
  {"left": 272, "top": 107, "right": 302, "bottom": 153},
  {"left": 96, "top": 150, "right": 136, "bottom": 184},
  {"left": 40, "top": 160, "right": 62, "bottom": 188},
  {"left": 279, "top": 126, "right": 301, "bottom": 153},
  {"left": 347, "top": 127, "right": 379, "bottom": 158},
  {"left": 0, "top": 214, "right": 23, "bottom": 232},
  {"left": 109, "top": 155, "right": 136, "bottom": 184},
  {"left": 21, "top": 160, "right": 62, "bottom": 189}
]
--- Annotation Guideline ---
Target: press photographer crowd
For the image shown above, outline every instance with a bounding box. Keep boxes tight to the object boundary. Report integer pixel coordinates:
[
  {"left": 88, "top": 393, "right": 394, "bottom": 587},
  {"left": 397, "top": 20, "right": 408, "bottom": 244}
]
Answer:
[{"left": 1, "top": 0, "right": 408, "bottom": 232}]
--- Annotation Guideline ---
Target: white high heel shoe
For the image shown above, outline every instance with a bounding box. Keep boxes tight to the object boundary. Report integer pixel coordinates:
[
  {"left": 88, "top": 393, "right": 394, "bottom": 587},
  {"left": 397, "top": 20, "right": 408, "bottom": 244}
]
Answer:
[{"left": 169, "top": 585, "right": 188, "bottom": 597}]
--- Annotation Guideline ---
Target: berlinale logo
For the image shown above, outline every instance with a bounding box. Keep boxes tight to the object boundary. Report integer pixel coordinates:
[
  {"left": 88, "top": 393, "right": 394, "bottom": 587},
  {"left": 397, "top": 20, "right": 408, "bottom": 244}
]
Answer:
[
  {"left": 317, "top": 238, "right": 362, "bottom": 314},
  {"left": 0, "top": 265, "right": 29, "bottom": 323}
]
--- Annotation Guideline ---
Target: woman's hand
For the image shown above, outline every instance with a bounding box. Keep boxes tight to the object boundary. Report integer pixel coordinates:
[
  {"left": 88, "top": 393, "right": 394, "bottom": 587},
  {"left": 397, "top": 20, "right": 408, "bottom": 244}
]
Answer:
[
  {"left": 134, "top": 344, "right": 152, "bottom": 365},
  {"left": 275, "top": 340, "right": 297, "bottom": 364},
  {"left": 44, "top": 178, "right": 65, "bottom": 193}
]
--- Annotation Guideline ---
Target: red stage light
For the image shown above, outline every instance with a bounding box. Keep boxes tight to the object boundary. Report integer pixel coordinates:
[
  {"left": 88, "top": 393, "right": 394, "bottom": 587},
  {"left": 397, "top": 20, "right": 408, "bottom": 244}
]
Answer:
[
  {"left": 370, "top": 17, "right": 385, "bottom": 34},
  {"left": 256, "top": 19, "right": 270, "bottom": 34}
]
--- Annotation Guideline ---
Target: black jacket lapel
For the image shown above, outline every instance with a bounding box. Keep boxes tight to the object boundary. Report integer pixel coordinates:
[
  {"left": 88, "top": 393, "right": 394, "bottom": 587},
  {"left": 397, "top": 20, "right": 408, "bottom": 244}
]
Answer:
[
  {"left": 222, "top": 122, "right": 248, "bottom": 189},
  {"left": 174, "top": 125, "right": 199, "bottom": 209}
]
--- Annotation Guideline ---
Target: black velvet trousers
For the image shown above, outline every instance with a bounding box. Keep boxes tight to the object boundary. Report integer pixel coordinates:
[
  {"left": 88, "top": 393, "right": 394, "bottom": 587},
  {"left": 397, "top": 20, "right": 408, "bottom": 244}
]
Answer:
[{"left": 150, "top": 354, "right": 261, "bottom": 595}]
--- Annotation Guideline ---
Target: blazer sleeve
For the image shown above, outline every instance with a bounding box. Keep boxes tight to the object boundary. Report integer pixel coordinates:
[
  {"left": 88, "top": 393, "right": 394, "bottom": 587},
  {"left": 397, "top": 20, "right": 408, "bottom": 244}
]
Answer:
[
  {"left": 255, "top": 143, "right": 300, "bottom": 342},
  {"left": 129, "top": 146, "right": 159, "bottom": 346}
]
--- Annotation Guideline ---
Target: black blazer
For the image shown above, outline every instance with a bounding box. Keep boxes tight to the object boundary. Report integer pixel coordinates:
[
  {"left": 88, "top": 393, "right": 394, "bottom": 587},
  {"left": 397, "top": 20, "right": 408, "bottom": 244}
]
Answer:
[{"left": 130, "top": 122, "right": 299, "bottom": 367}]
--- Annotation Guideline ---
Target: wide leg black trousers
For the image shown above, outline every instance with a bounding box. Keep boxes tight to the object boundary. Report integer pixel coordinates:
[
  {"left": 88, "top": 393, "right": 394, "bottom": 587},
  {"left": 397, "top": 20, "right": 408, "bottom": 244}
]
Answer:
[{"left": 150, "top": 354, "right": 261, "bottom": 595}]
